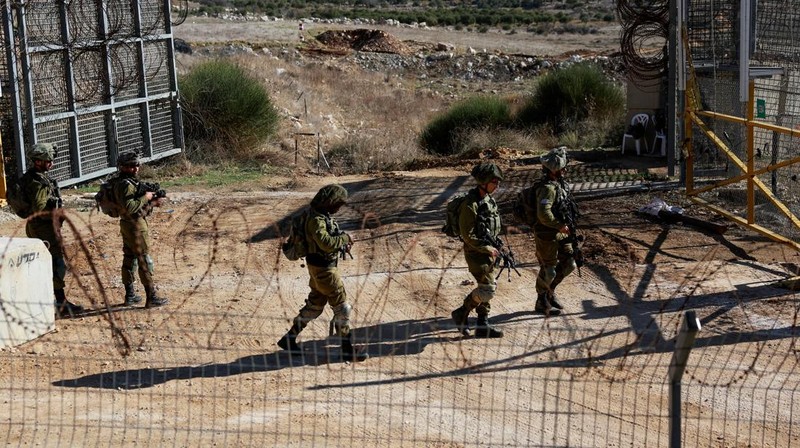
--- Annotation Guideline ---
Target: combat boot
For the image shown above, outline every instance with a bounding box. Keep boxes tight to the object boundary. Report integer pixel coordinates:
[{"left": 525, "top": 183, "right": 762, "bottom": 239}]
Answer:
[
  {"left": 534, "top": 293, "right": 560, "bottom": 317},
  {"left": 123, "top": 284, "right": 143, "bottom": 306},
  {"left": 277, "top": 320, "right": 303, "bottom": 354},
  {"left": 341, "top": 334, "right": 368, "bottom": 362},
  {"left": 475, "top": 314, "right": 503, "bottom": 338},
  {"left": 145, "top": 288, "right": 169, "bottom": 308},
  {"left": 451, "top": 305, "right": 470, "bottom": 336},
  {"left": 277, "top": 333, "right": 302, "bottom": 353},
  {"left": 54, "top": 289, "right": 84, "bottom": 318}
]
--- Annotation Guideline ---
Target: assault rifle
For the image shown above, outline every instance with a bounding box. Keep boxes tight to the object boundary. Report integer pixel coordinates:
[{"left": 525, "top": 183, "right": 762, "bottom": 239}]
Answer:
[
  {"left": 138, "top": 181, "right": 167, "bottom": 201},
  {"left": 331, "top": 229, "right": 354, "bottom": 260},
  {"left": 483, "top": 233, "right": 522, "bottom": 282},
  {"left": 555, "top": 178, "right": 585, "bottom": 276}
]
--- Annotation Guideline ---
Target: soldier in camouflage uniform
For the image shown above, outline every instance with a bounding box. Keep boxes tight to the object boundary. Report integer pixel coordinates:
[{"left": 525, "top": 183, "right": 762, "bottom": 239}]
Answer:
[
  {"left": 277, "top": 184, "right": 366, "bottom": 362},
  {"left": 112, "top": 152, "right": 168, "bottom": 308},
  {"left": 531, "top": 146, "right": 577, "bottom": 316},
  {"left": 450, "top": 162, "right": 505, "bottom": 338},
  {"left": 22, "top": 143, "right": 84, "bottom": 317}
]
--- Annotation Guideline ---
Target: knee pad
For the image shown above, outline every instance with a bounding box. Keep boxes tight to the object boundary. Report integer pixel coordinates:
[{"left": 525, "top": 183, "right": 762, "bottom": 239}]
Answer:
[
  {"left": 144, "top": 254, "right": 155, "bottom": 274},
  {"left": 561, "top": 258, "right": 577, "bottom": 277},
  {"left": 473, "top": 282, "right": 497, "bottom": 303},
  {"left": 332, "top": 302, "right": 353, "bottom": 336}
]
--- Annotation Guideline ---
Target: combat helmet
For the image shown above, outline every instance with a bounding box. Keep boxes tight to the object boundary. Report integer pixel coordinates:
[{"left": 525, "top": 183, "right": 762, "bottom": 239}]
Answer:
[
  {"left": 28, "top": 143, "right": 57, "bottom": 162},
  {"left": 117, "top": 152, "right": 141, "bottom": 167},
  {"left": 471, "top": 162, "right": 504, "bottom": 184},
  {"left": 541, "top": 146, "right": 568, "bottom": 173},
  {"left": 311, "top": 184, "right": 348, "bottom": 212}
]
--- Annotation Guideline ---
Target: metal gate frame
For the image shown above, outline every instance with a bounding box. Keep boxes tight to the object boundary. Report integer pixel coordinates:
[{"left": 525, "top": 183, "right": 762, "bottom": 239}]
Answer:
[
  {"left": 1, "top": 0, "right": 183, "bottom": 187},
  {"left": 677, "top": 0, "right": 800, "bottom": 253}
]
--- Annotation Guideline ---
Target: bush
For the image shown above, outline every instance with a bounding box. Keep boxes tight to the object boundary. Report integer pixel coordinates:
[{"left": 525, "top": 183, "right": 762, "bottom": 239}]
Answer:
[
  {"left": 516, "top": 62, "right": 624, "bottom": 138},
  {"left": 419, "top": 96, "right": 512, "bottom": 156},
  {"left": 179, "top": 59, "right": 280, "bottom": 159}
]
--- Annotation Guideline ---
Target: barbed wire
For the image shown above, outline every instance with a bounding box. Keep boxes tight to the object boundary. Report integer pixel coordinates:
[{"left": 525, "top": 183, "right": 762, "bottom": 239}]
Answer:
[
  {"left": 13, "top": 0, "right": 173, "bottom": 109},
  {"left": 616, "top": 0, "right": 669, "bottom": 84}
]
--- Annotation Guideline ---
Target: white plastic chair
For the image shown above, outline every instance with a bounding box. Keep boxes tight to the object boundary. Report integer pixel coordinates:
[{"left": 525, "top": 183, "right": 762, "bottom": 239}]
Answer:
[
  {"left": 621, "top": 113, "right": 650, "bottom": 155},
  {"left": 652, "top": 115, "right": 667, "bottom": 156}
]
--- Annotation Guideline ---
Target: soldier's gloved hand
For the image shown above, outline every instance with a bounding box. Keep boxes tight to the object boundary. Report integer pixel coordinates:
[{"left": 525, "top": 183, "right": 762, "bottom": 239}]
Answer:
[{"left": 558, "top": 224, "right": 570, "bottom": 235}]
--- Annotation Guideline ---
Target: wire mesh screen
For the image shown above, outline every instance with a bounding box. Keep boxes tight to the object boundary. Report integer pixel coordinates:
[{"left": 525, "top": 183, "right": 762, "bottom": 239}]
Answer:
[
  {"left": 77, "top": 112, "right": 112, "bottom": 177},
  {"left": 0, "top": 0, "right": 182, "bottom": 185},
  {"left": 1, "top": 171, "right": 798, "bottom": 446}
]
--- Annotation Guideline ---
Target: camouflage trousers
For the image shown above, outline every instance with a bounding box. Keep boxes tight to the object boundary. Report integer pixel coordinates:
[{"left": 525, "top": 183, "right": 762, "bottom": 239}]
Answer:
[
  {"left": 534, "top": 235, "right": 576, "bottom": 295},
  {"left": 120, "top": 218, "right": 155, "bottom": 290},
  {"left": 292, "top": 264, "right": 351, "bottom": 337},
  {"left": 464, "top": 250, "right": 497, "bottom": 315},
  {"left": 26, "top": 219, "right": 66, "bottom": 291}
]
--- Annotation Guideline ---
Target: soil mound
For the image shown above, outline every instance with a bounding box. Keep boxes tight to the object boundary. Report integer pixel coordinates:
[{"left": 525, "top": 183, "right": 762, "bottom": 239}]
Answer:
[{"left": 316, "top": 29, "right": 411, "bottom": 55}]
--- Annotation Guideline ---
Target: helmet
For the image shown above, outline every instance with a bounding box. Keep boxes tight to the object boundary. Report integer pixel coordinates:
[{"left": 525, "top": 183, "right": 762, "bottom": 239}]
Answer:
[
  {"left": 471, "top": 162, "right": 503, "bottom": 184},
  {"left": 117, "top": 152, "right": 141, "bottom": 167},
  {"left": 541, "top": 146, "right": 568, "bottom": 172},
  {"left": 28, "top": 143, "right": 57, "bottom": 162},
  {"left": 311, "top": 184, "right": 348, "bottom": 211}
]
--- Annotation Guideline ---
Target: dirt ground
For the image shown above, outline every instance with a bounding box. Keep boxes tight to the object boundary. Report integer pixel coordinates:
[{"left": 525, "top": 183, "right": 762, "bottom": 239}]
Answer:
[
  {"left": 1, "top": 18, "right": 799, "bottom": 448},
  {"left": 1, "top": 153, "right": 798, "bottom": 446}
]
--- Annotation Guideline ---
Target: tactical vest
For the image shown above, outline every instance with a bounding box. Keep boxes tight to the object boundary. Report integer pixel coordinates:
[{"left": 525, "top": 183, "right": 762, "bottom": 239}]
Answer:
[
  {"left": 474, "top": 193, "right": 501, "bottom": 241},
  {"left": 305, "top": 212, "right": 342, "bottom": 267},
  {"left": 22, "top": 170, "right": 61, "bottom": 221},
  {"left": 532, "top": 178, "right": 570, "bottom": 237}
]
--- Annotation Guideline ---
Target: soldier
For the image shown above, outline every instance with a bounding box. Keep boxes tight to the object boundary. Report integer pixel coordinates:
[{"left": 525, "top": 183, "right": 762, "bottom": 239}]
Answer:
[
  {"left": 531, "top": 146, "right": 578, "bottom": 316},
  {"left": 277, "top": 184, "right": 366, "bottom": 362},
  {"left": 112, "top": 152, "right": 168, "bottom": 308},
  {"left": 21, "top": 143, "right": 84, "bottom": 317},
  {"left": 450, "top": 162, "right": 505, "bottom": 338}
]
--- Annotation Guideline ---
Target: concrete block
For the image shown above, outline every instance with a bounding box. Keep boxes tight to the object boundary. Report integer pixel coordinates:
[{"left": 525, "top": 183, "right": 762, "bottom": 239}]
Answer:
[{"left": 0, "top": 237, "right": 55, "bottom": 349}]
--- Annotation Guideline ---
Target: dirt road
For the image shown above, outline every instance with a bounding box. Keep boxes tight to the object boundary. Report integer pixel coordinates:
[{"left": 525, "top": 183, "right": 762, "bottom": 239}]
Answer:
[{"left": 1, "top": 157, "right": 797, "bottom": 446}]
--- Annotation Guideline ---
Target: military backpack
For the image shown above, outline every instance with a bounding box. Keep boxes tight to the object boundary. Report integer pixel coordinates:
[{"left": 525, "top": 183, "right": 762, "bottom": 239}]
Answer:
[
  {"left": 94, "top": 177, "right": 126, "bottom": 218},
  {"left": 5, "top": 177, "right": 31, "bottom": 218},
  {"left": 442, "top": 192, "right": 469, "bottom": 238},
  {"left": 281, "top": 210, "right": 309, "bottom": 261}
]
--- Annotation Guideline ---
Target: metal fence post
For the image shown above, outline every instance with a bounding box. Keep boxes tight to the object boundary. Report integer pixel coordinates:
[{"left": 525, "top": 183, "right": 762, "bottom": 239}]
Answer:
[{"left": 668, "top": 310, "right": 702, "bottom": 448}]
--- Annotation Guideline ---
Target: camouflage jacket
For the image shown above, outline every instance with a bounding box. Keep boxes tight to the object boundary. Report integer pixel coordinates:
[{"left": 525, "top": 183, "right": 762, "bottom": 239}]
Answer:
[
  {"left": 458, "top": 187, "right": 501, "bottom": 255},
  {"left": 21, "top": 169, "right": 61, "bottom": 221}
]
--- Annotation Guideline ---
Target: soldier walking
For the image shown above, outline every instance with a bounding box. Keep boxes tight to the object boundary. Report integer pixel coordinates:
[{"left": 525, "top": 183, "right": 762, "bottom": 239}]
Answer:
[
  {"left": 529, "top": 146, "right": 578, "bottom": 316},
  {"left": 450, "top": 162, "right": 505, "bottom": 338},
  {"left": 277, "top": 184, "right": 366, "bottom": 362}
]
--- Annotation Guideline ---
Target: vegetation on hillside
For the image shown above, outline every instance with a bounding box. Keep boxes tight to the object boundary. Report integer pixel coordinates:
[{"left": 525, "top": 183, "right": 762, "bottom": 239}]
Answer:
[
  {"left": 189, "top": 0, "right": 616, "bottom": 29},
  {"left": 179, "top": 59, "right": 280, "bottom": 163},
  {"left": 417, "top": 63, "right": 625, "bottom": 157}
]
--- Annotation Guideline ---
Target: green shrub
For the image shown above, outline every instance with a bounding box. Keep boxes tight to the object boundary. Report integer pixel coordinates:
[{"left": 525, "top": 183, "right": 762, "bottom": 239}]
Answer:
[
  {"left": 516, "top": 62, "right": 624, "bottom": 137},
  {"left": 419, "top": 96, "right": 512, "bottom": 156},
  {"left": 179, "top": 59, "right": 280, "bottom": 158}
]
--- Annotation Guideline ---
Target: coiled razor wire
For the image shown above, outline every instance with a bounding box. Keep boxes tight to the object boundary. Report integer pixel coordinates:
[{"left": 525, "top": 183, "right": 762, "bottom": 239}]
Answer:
[
  {"left": 15, "top": 0, "right": 188, "bottom": 110},
  {"left": 617, "top": 0, "right": 669, "bottom": 85}
]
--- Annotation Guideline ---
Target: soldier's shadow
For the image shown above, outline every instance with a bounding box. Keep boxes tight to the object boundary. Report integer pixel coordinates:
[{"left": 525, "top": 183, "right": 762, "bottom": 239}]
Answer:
[{"left": 51, "top": 317, "right": 461, "bottom": 390}]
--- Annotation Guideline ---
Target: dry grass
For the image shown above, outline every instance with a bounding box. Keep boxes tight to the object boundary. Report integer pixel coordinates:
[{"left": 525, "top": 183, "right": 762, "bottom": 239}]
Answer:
[{"left": 175, "top": 47, "right": 611, "bottom": 175}]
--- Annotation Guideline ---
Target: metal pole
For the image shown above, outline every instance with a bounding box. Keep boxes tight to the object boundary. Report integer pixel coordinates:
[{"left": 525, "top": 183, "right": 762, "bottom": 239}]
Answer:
[{"left": 668, "top": 310, "right": 702, "bottom": 448}]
